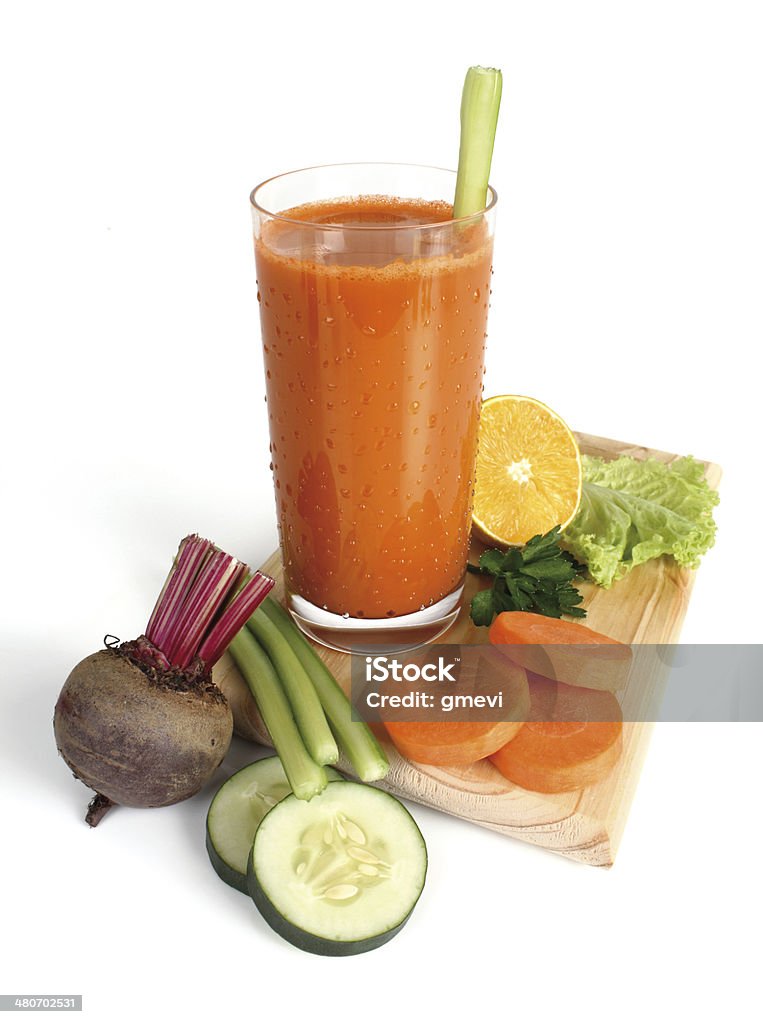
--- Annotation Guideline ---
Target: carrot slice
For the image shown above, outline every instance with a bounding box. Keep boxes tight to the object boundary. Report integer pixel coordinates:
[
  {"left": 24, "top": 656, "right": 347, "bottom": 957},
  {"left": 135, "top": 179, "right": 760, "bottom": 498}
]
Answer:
[
  {"left": 489, "top": 611, "right": 631, "bottom": 692},
  {"left": 384, "top": 719, "right": 525, "bottom": 766},
  {"left": 489, "top": 611, "right": 621, "bottom": 646},
  {"left": 383, "top": 661, "right": 530, "bottom": 766},
  {"left": 489, "top": 674, "right": 623, "bottom": 793}
]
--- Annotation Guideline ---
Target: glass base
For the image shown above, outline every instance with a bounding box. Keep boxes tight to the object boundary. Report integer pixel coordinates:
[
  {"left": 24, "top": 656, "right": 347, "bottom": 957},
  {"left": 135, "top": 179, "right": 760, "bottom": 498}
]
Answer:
[{"left": 288, "top": 586, "right": 464, "bottom": 654}]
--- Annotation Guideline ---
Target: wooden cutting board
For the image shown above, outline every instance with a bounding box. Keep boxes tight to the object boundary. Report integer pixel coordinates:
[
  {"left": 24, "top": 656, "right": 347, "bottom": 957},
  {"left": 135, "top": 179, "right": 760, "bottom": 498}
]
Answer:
[{"left": 215, "top": 432, "right": 721, "bottom": 868}]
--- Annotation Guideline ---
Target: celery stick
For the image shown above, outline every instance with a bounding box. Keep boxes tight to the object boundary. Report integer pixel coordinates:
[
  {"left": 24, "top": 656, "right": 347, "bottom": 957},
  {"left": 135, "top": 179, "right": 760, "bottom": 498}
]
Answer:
[
  {"left": 262, "top": 598, "right": 389, "bottom": 783},
  {"left": 228, "top": 629, "right": 327, "bottom": 800},
  {"left": 453, "top": 65, "right": 502, "bottom": 219},
  {"left": 247, "top": 611, "right": 339, "bottom": 766}
]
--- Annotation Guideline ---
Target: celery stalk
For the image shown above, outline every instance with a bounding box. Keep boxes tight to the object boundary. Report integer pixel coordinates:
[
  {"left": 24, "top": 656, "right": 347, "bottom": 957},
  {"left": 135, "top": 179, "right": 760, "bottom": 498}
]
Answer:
[
  {"left": 228, "top": 628, "right": 327, "bottom": 800},
  {"left": 453, "top": 66, "right": 502, "bottom": 219},
  {"left": 262, "top": 598, "right": 389, "bottom": 783},
  {"left": 247, "top": 611, "right": 339, "bottom": 766}
]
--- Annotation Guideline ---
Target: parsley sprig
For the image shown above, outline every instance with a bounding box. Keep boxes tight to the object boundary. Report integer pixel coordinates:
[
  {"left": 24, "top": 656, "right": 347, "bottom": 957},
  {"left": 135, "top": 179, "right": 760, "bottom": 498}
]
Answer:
[{"left": 468, "top": 526, "right": 587, "bottom": 626}]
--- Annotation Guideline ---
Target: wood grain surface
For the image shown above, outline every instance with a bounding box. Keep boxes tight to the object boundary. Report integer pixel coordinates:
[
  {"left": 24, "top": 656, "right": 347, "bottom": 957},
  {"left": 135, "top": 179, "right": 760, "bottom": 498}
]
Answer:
[{"left": 214, "top": 432, "right": 722, "bottom": 867}]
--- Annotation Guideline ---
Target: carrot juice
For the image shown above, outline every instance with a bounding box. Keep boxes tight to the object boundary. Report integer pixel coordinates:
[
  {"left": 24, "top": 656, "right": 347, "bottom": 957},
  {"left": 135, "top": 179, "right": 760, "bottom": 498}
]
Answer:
[{"left": 251, "top": 165, "right": 496, "bottom": 643}]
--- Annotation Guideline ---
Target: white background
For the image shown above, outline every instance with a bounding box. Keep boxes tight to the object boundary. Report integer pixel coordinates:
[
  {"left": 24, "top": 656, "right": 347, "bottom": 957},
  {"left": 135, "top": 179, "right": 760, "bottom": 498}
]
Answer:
[{"left": 1, "top": 1, "right": 761, "bottom": 1021}]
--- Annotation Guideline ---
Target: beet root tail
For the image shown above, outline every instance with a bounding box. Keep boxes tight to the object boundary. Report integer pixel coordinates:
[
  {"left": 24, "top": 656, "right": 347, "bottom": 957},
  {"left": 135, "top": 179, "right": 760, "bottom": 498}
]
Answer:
[{"left": 85, "top": 792, "right": 116, "bottom": 827}]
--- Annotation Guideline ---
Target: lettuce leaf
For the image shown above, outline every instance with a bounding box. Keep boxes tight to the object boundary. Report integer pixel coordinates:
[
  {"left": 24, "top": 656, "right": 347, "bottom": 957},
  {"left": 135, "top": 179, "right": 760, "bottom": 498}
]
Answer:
[{"left": 561, "top": 455, "right": 718, "bottom": 588}]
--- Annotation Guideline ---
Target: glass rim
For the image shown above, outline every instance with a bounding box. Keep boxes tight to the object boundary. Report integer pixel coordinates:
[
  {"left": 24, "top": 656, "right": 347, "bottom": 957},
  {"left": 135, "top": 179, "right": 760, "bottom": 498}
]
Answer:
[{"left": 250, "top": 161, "right": 498, "bottom": 231}]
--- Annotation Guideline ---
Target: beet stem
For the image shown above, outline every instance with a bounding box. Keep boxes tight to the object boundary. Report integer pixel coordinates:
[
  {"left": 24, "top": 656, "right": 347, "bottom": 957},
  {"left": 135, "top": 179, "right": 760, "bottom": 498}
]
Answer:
[
  {"left": 197, "top": 571, "right": 275, "bottom": 666},
  {"left": 142, "top": 535, "right": 274, "bottom": 672},
  {"left": 163, "top": 551, "right": 244, "bottom": 666},
  {"left": 146, "top": 536, "right": 214, "bottom": 653}
]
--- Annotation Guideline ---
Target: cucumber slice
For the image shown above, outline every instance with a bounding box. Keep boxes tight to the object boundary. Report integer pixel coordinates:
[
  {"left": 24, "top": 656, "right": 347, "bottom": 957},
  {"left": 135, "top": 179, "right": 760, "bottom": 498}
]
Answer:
[
  {"left": 247, "top": 780, "right": 427, "bottom": 956},
  {"left": 206, "top": 756, "right": 343, "bottom": 894}
]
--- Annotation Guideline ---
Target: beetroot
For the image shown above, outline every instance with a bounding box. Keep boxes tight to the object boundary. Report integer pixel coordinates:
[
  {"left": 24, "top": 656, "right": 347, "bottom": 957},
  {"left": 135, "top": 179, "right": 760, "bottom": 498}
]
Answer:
[{"left": 53, "top": 535, "right": 273, "bottom": 825}]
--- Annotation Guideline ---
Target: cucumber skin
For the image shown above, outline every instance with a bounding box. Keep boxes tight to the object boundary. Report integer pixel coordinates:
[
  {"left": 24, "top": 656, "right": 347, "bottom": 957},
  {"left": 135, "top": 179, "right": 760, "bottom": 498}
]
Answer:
[
  {"left": 246, "top": 847, "right": 415, "bottom": 957},
  {"left": 206, "top": 829, "right": 250, "bottom": 895}
]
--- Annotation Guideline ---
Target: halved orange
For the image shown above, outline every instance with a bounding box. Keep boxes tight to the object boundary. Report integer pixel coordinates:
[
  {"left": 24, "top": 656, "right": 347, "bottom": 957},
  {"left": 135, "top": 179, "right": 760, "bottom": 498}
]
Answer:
[{"left": 472, "top": 395, "right": 582, "bottom": 546}]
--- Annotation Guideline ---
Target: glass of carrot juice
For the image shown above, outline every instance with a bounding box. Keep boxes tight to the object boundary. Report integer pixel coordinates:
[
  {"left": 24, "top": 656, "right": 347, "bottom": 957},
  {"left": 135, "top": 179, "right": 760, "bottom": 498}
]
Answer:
[{"left": 251, "top": 164, "right": 497, "bottom": 652}]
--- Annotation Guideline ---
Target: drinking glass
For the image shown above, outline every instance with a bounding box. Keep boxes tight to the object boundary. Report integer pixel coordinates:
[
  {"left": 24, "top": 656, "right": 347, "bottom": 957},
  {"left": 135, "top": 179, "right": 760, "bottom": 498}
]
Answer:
[{"left": 251, "top": 163, "right": 497, "bottom": 651}]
